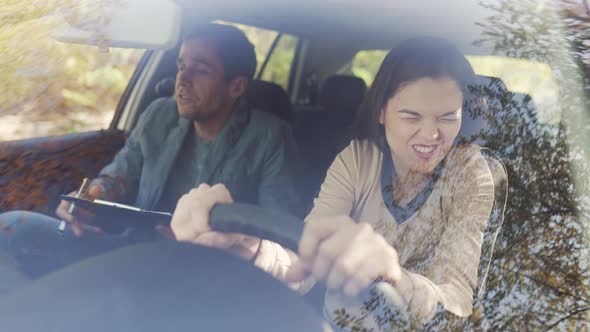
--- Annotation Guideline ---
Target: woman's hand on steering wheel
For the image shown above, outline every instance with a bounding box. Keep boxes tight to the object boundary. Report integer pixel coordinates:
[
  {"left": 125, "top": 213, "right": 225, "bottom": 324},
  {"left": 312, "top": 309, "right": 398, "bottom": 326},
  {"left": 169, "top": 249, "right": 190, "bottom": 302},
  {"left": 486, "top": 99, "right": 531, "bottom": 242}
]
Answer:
[
  {"left": 286, "top": 216, "right": 412, "bottom": 300},
  {"left": 168, "top": 183, "right": 261, "bottom": 261},
  {"left": 167, "top": 183, "right": 413, "bottom": 304}
]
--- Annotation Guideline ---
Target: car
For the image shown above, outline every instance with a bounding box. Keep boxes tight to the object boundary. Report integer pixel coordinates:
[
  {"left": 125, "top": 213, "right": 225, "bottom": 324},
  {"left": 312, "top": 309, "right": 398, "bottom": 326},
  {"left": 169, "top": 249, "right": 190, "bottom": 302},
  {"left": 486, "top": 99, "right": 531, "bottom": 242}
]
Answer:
[{"left": 0, "top": 0, "right": 588, "bottom": 330}]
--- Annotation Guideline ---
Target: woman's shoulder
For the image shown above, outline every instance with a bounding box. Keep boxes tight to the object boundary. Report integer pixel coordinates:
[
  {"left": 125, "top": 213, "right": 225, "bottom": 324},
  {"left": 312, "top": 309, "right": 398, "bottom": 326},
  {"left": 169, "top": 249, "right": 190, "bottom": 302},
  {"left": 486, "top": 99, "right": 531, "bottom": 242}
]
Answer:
[
  {"left": 342, "top": 139, "right": 382, "bottom": 158},
  {"left": 337, "top": 139, "right": 384, "bottom": 169},
  {"left": 444, "top": 144, "right": 494, "bottom": 182},
  {"left": 446, "top": 144, "right": 488, "bottom": 166}
]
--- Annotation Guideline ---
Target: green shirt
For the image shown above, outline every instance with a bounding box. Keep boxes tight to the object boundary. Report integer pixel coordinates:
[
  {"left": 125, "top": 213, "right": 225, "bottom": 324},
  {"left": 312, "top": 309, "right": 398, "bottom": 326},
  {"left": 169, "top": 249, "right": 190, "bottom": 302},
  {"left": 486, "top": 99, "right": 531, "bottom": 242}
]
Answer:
[
  {"left": 155, "top": 127, "right": 214, "bottom": 213},
  {"left": 95, "top": 97, "right": 304, "bottom": 218}
]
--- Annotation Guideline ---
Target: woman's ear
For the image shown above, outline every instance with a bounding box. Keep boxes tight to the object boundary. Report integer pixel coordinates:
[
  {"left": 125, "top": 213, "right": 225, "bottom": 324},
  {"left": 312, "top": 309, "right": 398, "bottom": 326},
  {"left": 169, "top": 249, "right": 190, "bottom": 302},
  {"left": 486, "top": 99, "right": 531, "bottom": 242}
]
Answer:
[{"left": 378, "top": 107, "right": 386, "bottom": 125}]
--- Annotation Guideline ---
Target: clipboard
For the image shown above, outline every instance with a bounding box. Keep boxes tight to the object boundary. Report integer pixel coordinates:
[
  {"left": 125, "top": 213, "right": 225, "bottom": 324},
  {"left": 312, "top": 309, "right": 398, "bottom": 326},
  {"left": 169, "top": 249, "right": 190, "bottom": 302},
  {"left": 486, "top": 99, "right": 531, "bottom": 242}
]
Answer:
[{"left": 59, "top": 195, "right": 172, "bottom": 234}]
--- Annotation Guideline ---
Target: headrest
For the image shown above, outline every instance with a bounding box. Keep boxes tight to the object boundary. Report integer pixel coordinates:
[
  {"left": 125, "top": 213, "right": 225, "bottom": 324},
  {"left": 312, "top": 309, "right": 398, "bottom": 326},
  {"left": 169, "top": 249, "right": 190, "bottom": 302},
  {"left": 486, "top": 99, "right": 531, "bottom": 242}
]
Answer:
[
  {"left": 460, "top": 75, "right": 510, "bottom": 145},
  {"left": 318, "top": 75, "right": 367, "bottom": 111},
  {"left": 155, "top": 77, "right": 175, "bottom": 98},
  {"left": 244, "top": 80, "right": 292, "bottom": 123}
]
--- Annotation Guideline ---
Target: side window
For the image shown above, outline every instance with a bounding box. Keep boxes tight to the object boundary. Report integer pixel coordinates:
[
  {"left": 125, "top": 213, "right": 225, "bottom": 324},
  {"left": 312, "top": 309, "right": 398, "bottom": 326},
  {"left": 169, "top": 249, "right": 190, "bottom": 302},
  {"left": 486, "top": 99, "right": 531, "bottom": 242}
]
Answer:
[
  {"left": 259, "top": 34, "right": 298, "bottom": 90},
  {"left": 350, "top": 50, "right": 388, "bottom": 86},
  {"left": 467, "top": 56, "right": 559, "bottom": 124},
  {"left": 218, "top": 21, "right": 298, "bottom": 90},
  {"left": 1, "top": 35, "right": 144, "bottom": 141}
]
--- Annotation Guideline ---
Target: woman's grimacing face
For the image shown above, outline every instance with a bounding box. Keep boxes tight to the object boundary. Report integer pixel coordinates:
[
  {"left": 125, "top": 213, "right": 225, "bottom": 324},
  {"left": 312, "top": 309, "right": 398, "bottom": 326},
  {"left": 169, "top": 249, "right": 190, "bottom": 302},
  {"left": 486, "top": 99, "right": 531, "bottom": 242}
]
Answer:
[{"left": 379, "top": 77, "right": 463, "bottom": 176}]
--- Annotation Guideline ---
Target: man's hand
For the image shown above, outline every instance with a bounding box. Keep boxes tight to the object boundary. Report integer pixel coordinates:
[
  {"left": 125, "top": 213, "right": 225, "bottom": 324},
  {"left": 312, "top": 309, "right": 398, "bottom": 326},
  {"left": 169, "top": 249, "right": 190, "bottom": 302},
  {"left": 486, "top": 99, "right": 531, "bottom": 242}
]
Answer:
[
  {"left": 55, "top": 184, "right": 103, "bottom": 237},
  {"left": 170, "top": 183, "right": 261, "bottom": 261}
]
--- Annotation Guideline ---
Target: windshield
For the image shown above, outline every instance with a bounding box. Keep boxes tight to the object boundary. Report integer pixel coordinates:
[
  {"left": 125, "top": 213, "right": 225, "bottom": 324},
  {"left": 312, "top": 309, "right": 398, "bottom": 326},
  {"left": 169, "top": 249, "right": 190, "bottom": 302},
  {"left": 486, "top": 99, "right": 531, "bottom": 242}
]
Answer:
[{"left": 0, "top": 0, "right": 588, "bottom": 331}]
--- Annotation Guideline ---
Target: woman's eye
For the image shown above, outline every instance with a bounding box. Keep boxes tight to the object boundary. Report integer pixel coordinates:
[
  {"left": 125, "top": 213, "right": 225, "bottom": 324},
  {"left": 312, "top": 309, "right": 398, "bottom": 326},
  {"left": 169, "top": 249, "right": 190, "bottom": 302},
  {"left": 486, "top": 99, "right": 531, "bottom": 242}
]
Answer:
[
  {"left": 401, "top": 116, "right": 420, "bottom": 121},
  {"left": 440, "top": 115, "right": 459, "bottom": 122}
]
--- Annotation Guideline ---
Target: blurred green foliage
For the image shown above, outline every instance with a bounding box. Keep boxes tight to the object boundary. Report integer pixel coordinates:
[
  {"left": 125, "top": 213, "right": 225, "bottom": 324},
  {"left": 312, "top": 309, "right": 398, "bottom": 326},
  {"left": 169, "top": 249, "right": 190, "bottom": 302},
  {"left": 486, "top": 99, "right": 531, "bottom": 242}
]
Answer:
[
  {"left": 351, "top": 50, "right": 387, "bottom": 86},
  {"left": 0, "top": 0, "right": 144, "bottom": 140},
  {"left": 260, "top": 34, "right": 297, "bottom": 90},
  {"left": 0, "top": 9, "right": 299, "bottom": 141},
  {"left": 219, "top": 21, "right": 298, "bottom": 91}
]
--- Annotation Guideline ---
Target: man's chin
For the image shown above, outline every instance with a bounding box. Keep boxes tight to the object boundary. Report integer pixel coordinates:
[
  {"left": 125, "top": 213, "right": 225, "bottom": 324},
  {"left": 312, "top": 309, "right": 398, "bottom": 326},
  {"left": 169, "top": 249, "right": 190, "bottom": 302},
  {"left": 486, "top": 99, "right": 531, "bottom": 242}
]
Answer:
[{"left": 177, "top": 108, "right": 210, "bottom": 122}]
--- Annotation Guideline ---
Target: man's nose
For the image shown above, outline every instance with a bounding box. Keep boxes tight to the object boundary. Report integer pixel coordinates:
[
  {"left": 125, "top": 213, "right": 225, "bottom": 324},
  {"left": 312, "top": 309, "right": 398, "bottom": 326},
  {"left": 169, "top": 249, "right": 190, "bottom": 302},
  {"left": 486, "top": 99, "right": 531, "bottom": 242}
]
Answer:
[{"left": 177, "top": 69, "right": 191, "bottom": 86}]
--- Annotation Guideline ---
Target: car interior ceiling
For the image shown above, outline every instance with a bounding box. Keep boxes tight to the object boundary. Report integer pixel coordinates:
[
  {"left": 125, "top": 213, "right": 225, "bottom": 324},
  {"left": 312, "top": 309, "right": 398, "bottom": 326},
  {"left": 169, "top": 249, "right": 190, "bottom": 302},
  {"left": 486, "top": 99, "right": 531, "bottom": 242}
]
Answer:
[{"left": 178, "top": 0, "right": 492, "bottom": 53}]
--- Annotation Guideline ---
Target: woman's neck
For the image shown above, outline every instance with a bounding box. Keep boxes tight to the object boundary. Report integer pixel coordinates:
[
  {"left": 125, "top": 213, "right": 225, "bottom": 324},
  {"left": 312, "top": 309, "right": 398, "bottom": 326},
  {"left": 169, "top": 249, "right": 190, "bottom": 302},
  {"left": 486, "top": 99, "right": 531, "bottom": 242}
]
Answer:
[
  {"left": 390, "top": 155, "right": 431, "bottom": 207},
  {"left": 391, "top": 171, "right": 430, "bottom": 207}
]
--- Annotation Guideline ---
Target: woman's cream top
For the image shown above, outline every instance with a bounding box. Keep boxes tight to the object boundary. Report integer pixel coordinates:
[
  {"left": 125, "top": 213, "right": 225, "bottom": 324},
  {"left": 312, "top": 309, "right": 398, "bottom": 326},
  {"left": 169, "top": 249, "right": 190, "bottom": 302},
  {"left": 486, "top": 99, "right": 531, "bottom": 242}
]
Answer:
[{"left": 255, "top": 139, "right": 494, "bottom": 329}]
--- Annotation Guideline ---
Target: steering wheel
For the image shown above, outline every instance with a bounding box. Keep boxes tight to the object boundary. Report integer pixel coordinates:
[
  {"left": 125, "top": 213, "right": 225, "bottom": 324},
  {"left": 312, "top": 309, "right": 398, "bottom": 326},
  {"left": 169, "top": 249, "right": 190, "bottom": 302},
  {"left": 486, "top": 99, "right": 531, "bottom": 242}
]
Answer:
[{"left": 0, "top": 203, "right": 404, "bottom": 331}]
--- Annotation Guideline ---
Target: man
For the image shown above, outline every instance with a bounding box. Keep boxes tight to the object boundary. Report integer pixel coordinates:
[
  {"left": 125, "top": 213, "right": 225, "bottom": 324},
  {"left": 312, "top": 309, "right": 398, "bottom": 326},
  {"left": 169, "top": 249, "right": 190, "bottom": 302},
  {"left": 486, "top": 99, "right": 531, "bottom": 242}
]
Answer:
[{"left": 0, "top": 23, "right": 302, "bottom": 279}]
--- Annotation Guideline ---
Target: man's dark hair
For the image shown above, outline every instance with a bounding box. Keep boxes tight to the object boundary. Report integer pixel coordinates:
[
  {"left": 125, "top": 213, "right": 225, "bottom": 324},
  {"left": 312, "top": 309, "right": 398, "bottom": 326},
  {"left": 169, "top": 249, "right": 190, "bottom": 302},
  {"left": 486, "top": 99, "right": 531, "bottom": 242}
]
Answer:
[
  {"left": 183, "top": 23, "right": 257, "bottom": 81},
  {"left": 353, "top": 36, "right": 476, "bottom": 147}
]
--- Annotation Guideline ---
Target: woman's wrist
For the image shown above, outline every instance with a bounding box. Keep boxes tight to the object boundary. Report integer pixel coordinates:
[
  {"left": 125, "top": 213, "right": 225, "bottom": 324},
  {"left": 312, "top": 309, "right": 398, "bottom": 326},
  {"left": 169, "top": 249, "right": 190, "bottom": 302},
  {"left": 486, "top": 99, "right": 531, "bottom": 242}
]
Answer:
[
  {"left": 378, "top": 268, "right": 414, "bottom": 307},
  {"left": 249, "top": 238, "right": 263, "bottom": 263},
  {"left": 395, "top": 269, "right": 415, "bottom": 306}
]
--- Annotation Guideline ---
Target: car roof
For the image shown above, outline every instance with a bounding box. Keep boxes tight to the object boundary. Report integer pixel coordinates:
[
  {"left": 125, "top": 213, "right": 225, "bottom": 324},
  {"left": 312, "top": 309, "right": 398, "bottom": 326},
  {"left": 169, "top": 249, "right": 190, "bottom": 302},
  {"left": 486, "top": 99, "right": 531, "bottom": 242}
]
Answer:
[{"left": 177, "top": 0, "right": 497, "bottom": 56}]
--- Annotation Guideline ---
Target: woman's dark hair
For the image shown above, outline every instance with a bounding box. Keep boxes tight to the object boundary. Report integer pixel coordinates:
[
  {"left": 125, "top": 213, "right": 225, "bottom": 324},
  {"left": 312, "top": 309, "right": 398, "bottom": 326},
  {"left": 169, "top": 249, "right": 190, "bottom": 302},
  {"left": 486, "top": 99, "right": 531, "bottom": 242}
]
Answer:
[
  {"left": 353, "top": 36, "right": 476, "bottom": 145},
  {"left": 183, "top": 23, "right": 257, "bottom": 81}
]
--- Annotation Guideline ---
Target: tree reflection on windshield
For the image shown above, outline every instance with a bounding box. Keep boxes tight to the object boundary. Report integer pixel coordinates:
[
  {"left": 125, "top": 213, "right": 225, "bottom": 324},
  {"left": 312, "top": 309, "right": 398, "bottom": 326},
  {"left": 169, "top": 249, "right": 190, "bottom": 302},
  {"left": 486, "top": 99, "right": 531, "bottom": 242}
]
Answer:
[{"left": 421, "top": 0, "right": 590, "bottom": 330}]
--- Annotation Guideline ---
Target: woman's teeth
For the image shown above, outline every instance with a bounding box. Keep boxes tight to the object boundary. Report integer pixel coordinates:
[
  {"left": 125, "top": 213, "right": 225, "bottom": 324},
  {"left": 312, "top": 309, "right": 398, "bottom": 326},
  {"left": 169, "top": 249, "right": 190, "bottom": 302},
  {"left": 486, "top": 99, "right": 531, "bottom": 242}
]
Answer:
[{"left": 413, "top": 145, "right": 436, "bottom": 153}]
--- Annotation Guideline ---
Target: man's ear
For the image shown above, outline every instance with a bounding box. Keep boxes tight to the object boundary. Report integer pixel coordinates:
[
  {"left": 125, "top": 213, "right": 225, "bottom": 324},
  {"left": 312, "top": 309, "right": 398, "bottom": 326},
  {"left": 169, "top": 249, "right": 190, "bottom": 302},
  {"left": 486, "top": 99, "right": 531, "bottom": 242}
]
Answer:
[{"left": 228, "top": 76, "right": 248, "bottom": 99}]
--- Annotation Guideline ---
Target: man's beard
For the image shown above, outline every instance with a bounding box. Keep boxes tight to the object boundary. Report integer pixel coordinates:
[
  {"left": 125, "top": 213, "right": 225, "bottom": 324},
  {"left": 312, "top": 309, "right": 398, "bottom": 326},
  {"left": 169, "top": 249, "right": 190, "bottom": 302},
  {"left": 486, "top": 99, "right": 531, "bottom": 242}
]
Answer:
[{"left": 178, "top": 104, "right": 218, "bottom": 123}]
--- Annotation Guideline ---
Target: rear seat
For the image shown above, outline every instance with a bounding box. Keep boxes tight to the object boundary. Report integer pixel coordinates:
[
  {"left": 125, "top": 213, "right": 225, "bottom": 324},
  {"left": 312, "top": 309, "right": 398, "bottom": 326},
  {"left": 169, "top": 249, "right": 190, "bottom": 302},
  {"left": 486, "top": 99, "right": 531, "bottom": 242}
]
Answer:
[{"left": 293, "top": 75, "right": 367, "bottom": 212}]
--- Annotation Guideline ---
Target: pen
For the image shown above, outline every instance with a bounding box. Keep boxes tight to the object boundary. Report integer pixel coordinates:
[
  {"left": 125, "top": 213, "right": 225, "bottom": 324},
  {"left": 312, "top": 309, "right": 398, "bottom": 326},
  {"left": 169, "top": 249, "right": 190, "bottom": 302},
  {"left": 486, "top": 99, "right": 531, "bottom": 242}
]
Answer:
[{"left": 58, "top": 177, "right": 89, "bottom": 235}]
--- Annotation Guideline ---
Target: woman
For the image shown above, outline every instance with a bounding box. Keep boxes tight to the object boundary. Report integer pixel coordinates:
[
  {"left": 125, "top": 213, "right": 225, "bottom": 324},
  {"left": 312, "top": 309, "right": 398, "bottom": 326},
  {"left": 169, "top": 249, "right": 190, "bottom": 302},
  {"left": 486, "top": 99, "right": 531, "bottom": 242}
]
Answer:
[{"left": 171, "top": 36, "right": 495, "bottom": 330}]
